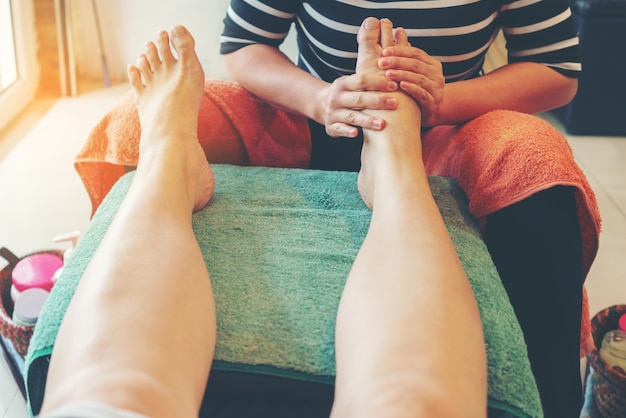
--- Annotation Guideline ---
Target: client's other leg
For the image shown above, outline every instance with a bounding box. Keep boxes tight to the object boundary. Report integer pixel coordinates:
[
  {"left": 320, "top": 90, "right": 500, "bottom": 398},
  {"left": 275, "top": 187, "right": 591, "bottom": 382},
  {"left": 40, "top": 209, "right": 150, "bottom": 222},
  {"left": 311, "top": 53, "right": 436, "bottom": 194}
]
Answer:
[
  {"left": 331, "top": 18, "right": 486, "bottom": 418},
  {"left": 41, "top": 26, "right": 216, "bottom": 418}
]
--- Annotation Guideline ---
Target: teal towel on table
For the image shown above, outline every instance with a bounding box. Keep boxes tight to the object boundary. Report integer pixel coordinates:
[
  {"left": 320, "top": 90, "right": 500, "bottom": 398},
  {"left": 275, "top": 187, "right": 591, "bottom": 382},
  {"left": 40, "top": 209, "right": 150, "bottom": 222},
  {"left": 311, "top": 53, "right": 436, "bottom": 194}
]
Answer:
[{"left": 25, "top": 165, "right": 542, "bottom": 418}]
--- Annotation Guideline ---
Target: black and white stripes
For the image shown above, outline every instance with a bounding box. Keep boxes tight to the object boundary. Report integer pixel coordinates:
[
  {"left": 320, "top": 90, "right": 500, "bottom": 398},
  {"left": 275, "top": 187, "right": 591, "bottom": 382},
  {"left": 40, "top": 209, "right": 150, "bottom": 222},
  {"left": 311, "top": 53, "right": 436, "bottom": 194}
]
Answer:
[{"left": 220, "top": 0, "right": 580, "bottom": 83}]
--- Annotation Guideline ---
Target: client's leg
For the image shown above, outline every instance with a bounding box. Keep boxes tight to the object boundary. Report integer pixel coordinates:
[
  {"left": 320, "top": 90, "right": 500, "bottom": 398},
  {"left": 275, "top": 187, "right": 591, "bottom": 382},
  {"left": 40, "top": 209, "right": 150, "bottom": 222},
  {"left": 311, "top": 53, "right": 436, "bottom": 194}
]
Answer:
[
  {"left": 41, "top": 26, "right": 216, "bottom": 418},
  {"left": 331, "top": 18, "right": 486, "bottom": 418}
]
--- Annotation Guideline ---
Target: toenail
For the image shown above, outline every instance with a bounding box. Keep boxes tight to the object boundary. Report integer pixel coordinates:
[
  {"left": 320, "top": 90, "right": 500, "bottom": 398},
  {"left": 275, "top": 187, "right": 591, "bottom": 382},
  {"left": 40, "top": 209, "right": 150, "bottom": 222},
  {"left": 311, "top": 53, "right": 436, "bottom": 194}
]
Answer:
[
  {"left": 364, "top": 18, "right": 379, "bottom": 30},
  {"left": 171, "top": 26, "right": 186, "bottom": 37}
]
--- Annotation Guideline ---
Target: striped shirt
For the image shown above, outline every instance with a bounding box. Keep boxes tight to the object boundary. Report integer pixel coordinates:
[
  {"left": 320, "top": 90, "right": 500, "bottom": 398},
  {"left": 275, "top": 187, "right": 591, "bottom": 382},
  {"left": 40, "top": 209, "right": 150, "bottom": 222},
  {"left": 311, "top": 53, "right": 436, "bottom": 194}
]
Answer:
[{"left": 220, "top": 0, "right": 581, "bottom": 83}]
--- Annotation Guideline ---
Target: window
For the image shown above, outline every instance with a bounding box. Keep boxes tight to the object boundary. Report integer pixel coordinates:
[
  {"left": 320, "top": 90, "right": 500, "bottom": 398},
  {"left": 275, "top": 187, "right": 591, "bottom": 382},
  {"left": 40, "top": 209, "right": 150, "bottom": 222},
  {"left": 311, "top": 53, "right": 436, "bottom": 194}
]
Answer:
[
  {"left": 0, "top": 0, "right": 38, "bottom": 133},
  {"left": 0, "top": 0, "right": 18, "bottom": 91}
]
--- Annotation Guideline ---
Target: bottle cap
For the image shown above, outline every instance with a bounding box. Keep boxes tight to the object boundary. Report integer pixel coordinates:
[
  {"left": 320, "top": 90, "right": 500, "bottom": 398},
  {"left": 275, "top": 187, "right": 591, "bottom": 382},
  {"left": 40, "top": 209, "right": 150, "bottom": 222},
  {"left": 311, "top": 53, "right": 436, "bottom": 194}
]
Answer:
[
  {"left": 619, "top": 313, "right": 626, "bottom": 332},
  {"left": 53, "top": 230, "right": 80, "bottom": 262},
  {"left": 13, "top": 288, "right": 50, "bottom": 325},
  {"left": 12, "top": 253, "right": 63, "bottom": 292}
]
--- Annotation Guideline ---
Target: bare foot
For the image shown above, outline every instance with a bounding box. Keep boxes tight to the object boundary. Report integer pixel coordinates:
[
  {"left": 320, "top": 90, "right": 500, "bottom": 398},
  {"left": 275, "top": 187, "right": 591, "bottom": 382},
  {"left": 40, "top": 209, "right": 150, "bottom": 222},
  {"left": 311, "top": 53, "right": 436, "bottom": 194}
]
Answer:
[
  {"left": 127, "top": 25, "right": 214, "bottom": 211},
  {"left": 355, "top": 18, "right": 423, "bottom": 210}
]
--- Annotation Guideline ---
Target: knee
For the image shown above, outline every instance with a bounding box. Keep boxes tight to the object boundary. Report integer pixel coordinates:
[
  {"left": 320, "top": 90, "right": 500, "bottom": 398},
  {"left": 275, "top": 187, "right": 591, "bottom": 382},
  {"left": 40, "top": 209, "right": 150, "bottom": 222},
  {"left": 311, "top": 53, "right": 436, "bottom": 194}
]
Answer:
[{"left": 468, "top": 110, "right": 568, "bottom": 149}]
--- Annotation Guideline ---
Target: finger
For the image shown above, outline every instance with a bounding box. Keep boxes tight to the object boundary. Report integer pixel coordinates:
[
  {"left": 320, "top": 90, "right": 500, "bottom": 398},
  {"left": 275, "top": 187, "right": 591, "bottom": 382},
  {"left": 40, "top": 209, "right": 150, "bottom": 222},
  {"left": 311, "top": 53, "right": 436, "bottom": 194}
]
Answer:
[
  {"left": 326, "top": 123, "right": 359, "bottom": 138},
  {"left": 380, "top": 18, "right": 395, "bottom": 49},
  {"left": 340, "top": 108, "right": 388, "bottom": 130},
  {"left": 379, "top": 55, "right": 431, "bottom": 75},
  {"left": 382, "top": 45, "right": 437, "bottom": 65},
  {"left": 386, "top": 69, "right": 436, "bottom": 92},
  {"left": 399, "top": 81, "right": 434, "bottom": 109},
  {"left": 346, "top": 73, "right": 398, "bottom": 92},
  {"left": 338, "top": 90, "right": 399, "bottom": 112}
]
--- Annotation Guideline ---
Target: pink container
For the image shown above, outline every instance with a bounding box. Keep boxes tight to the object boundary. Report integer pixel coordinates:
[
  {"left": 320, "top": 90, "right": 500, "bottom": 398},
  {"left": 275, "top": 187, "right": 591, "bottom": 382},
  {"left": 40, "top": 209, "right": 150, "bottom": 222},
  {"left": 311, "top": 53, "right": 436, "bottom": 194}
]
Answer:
[
  {"left": 619, "top": 314, "right": 626, "bottom": 332},
  {"left": 12, "top": 253, "right": 63, "bottom": 293},
  {"left": 0, "top": 248, "right": 64, "bottom": 356}
]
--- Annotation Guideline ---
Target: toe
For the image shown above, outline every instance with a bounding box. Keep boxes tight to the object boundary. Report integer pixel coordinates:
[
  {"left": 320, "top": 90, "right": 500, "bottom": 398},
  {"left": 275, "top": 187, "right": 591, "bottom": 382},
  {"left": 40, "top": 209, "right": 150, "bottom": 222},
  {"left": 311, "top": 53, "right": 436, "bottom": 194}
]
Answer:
[
  {"left": 155, "top": 30, "right": 175, "bottom": 64},
  {"left": 169, "top": 25, "right": 196, "bottom": 60},
  {"left": 136, "top": 54, "right": 152, "bottom": 82},
  {"left": 127, "top": 65, "right": 144, "bottom": 91},
  {"left": 358, "top": 17, "right": 380, "bottom": 47},
  {"left": 380, "top": 19, "right": 395, "bottom": 48},
  {"left": 144, "top": 41, "right": 161, "bottom": 70},
  {"left": 394, "top": 27, "right": 410, "bottom": 47}
]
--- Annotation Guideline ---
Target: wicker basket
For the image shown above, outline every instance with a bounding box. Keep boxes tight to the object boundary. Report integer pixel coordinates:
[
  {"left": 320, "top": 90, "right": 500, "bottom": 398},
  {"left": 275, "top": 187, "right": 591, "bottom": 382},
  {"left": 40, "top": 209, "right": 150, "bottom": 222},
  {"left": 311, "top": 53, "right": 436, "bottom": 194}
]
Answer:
[
  {"left": 0, "top": 248, "right": 64, "bottom": 356},
  {"left": 589, "top": 304, "right": 626, "bottom": 418}
]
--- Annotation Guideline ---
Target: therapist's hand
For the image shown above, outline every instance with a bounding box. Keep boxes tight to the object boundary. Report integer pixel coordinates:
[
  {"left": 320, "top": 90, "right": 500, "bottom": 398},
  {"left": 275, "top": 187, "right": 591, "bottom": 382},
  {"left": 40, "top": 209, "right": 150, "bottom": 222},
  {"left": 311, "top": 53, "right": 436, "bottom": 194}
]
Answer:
[
  {"left": 378, "top": 27, "right": 445, "bottom": 127},
  {"left": 316, "top": 73, "right": 399, "bottom": 138}
]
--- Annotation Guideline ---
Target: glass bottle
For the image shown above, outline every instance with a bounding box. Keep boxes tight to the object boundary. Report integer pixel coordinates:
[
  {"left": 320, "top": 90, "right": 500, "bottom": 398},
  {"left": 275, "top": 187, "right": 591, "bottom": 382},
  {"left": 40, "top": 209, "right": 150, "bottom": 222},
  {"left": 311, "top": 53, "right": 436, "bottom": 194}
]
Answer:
[{"left": 600, "top": 329, "right": 626, "bottom": 375}]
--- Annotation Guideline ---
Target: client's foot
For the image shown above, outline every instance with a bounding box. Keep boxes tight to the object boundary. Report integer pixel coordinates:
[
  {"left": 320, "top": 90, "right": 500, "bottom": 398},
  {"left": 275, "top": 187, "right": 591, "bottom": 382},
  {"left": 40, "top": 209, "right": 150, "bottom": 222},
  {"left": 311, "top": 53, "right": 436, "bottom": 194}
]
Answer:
[
  {"left": 127, "top": 25, "right": 214, "bottom": 211},
  {"left": 354, "top": 18, "right": 424, "bottom": 210}
]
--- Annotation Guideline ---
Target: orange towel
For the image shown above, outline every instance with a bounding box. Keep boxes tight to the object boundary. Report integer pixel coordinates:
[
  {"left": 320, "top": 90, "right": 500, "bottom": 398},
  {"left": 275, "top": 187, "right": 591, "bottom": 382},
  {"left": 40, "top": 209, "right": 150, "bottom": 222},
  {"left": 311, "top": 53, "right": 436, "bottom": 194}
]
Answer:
[
  {"left": 75, "top": 80, "right": 311, "bottom": 216},
  {"left": 421, "top": 110, "right": 601, "bottom": 356}
]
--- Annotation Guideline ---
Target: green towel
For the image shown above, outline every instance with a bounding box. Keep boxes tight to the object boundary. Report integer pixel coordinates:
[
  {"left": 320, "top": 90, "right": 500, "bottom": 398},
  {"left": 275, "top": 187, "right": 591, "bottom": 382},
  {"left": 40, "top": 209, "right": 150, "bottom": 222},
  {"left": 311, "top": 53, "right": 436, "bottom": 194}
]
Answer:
[{"left": 25, "top": 165, "right": 542, "bottom": 417}]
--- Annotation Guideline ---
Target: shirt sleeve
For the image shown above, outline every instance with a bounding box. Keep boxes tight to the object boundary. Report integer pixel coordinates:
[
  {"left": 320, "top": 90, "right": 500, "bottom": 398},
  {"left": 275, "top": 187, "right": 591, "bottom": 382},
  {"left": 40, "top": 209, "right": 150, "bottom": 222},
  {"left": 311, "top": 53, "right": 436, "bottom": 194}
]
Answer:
[
  {"left": 498, "top": 0, "right": 581, "bottom": 78},
  {"left": 220, "top": 0, "right": 299, "bottom": 55}
]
